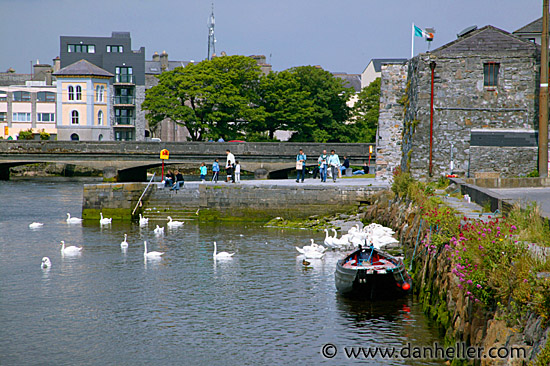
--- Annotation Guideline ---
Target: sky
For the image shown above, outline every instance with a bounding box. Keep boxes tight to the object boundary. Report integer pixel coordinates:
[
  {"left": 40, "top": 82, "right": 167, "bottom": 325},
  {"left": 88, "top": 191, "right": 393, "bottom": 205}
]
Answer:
[{"left": 0, "top": 0, "right": 543, "bottom": 75}]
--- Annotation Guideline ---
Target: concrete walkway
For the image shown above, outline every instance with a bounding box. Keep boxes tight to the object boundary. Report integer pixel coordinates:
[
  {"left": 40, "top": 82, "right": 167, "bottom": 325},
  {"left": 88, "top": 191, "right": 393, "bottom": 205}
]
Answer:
[{"left": 487, "top": 187, "right": 550, "bottom": 218}]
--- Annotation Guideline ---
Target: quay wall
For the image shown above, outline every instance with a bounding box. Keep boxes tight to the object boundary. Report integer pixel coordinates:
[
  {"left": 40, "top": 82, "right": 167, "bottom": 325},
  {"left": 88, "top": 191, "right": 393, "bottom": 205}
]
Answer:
[
  {"left": 82, "top": 183, "right": 383, "bottom": 221},
  {"left": 362, "top": 191, "right": 548, "bottom": 365}
]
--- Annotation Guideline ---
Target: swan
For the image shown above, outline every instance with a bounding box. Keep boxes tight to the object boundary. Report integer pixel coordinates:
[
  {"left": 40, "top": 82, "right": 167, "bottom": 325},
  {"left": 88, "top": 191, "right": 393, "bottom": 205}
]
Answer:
[
  {"left": 99, "top": 213, "right": 112, "bottom": 225},
  {"left": 60, "top": 240, "right": 82, "bottom": 255},
  {"left": 120, "top": 234, "right": 129, "bottom": 249},
  {"left": 303, "top": 248, "right": 325, "bottom": 259},
  {"left": 66, "top": 213, "right": 83, "bottom": 224},
  {"left": 153, "top": 225, "right": 164, "bottom": 235},
  {"left": 296, "top": 239, "right": 326, "bottom": 254},
  {"left": 144, "top": 241, "right": 164, "bottom": 259},
  {"left": 331, "top": 228, "right": 352, "bottom": 247},
  {"left": 41, "top": 257, "right": 51, "bottom": 269},
  {"left": 29, "top": 222, "right": 44, "bottom": 229},
  {"left": 167, "top": 216, "right": 184, "bottom": 228},
  {"left": 213, "top": 241, "right": 234, "bottom": 259},
  {"left": 324, "top": 229, "right": 335, "bottom": 247},
  {"left": 139, "top": 214, "right": 149, "bottom": 226}
]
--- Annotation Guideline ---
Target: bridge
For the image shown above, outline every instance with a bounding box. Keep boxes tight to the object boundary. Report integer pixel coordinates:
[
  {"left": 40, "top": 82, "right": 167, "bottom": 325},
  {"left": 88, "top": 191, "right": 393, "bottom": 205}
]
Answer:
[{"left": 0, "top": 141, "right": 375, "bottom": 181}]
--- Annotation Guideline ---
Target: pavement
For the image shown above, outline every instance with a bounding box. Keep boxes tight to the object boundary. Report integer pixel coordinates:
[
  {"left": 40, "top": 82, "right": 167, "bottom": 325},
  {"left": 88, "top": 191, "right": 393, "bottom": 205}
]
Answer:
[{"left": 487, "top": 187, "right": 550, "bottom": 219}]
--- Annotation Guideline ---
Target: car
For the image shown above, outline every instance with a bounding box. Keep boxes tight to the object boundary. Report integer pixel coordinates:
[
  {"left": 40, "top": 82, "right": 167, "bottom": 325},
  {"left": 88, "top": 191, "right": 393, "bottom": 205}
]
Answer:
[{"left": 150, "top": 137, "right": 161, "bottom": 142}]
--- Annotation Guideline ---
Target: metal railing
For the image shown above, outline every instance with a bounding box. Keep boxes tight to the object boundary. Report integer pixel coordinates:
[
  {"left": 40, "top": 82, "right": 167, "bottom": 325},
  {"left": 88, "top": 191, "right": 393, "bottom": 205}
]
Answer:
[
  {"left": 132, "top": 172, "right": 156, "bottom": 216},
  {"left": 114, "top": 117, "right": 135, "bottom": 125}
]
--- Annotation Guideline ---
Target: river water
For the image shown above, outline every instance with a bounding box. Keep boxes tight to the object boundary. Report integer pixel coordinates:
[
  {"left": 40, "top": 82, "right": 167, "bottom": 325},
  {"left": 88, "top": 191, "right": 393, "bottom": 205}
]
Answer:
[{"left": 0, "top": 179, "right": 445, "bottom": 366}]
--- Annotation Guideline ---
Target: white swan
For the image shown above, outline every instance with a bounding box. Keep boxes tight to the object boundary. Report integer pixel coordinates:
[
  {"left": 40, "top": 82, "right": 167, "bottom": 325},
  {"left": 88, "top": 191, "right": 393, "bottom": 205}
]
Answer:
[
  {"left": 296, "top": 239, "right": 326, "bottom": 254},
  {"left": 29, "top": 222, "right": 44, "bottom": 229},
  {"left": 41, "top": 257, "right": 51, "bottom": 268},
  {"left": 143, "top": 241, "right": 164, "bottom": 259},
  {"left": 167, "top": 216, "right": 184, "bottom": 228},
  {"left": 153, "top": 225, "right": 164, "bottom": 235},
  {"left": 213, "top": 241, "right": 234, "bottom": 259},
  {"left": 99, "top": 213, "right": 112, "bottom": 225},
  {"left": 303, "top": 248, "right": 325, "bottom": 259},
  {"left": 66, "top": 213, "right": 83, "bottom": 224},
  {"left": 60, "top": 240, "right": 82, "bottom": 255},
  {"left": 139, "top": 214, "right": 149, "bottom": 226},
  {"left": 324, "top": 229, "right": 335, "bottom": 247},
  {"left": 120, "top": 234, "right": 129, "bottom": 249}
]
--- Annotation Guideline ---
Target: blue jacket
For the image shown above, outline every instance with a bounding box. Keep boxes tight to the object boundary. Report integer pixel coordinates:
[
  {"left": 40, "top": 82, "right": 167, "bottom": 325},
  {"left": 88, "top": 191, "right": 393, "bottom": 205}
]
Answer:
[
  {"left": 296, "top": 153, "right": 306, "bottom": 162},
  {"left": 200, "top": 166, "right": 207, "bottom": 175},
  {"left": 327, "top": 154, "right": 340, "bottom": 167},
  {"left": 212, "top": 161, "right": 219, "bottom": 172}
]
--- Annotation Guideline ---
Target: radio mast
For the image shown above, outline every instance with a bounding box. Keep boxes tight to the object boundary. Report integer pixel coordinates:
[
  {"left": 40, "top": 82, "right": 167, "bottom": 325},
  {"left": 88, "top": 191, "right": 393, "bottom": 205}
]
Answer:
[{"left": 207, "top": 4, "right": 216, "bottom": 60}]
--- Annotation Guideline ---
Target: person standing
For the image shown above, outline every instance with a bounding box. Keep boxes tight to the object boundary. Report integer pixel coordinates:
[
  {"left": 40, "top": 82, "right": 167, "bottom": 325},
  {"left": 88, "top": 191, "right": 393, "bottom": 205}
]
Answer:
[
  {"left": 212, "top": 159, "right": 220, "bottom": 183},
  {"left": 318, "top": 150, "right": 328, "bottom": 182},
  {"left": 296, "top": 148, "right": 306, "bottom": 183},
  {"left": 234, "top": 161, "right": 241, "bottom": 183},
  {"left": 226, "top": 149, "right": 236, "bottom": 183},
  {"left": 327, "top": 150, "right": 341, "bottom": 183},
  {"left": 200, "top": 163, "right": 207, "bottom": 183}
]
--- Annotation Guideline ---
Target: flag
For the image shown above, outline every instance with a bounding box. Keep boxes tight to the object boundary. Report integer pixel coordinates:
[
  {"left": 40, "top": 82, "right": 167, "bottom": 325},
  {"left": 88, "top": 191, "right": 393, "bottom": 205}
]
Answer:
[{"left": 414, "top": 24, "right": 434, "bottom": 40}]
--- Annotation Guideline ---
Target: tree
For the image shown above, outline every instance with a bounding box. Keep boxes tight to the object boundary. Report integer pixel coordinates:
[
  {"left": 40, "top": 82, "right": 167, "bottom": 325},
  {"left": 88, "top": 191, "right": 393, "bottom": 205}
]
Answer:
[
  {"left": 287, "top": 66, "right": 353, "bottom": 142},
  {"left": 349, "top": 78, "right": 380, "bottom": 143},
  {"left": 142, "top": 55, "right": 264, "bottom": 141},
  {"left": 248, "top": 70, "right": 315, "bottom": 140}
]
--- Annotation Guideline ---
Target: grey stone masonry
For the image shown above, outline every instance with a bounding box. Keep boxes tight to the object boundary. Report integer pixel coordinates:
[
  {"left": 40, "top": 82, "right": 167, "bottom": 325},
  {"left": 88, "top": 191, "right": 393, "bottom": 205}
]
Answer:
[
  {"left": 376, "top": 63, "right": 408, "bottom": 180},
  {"left": 400, "top": 26, "right": 539, "bottom": 179}
]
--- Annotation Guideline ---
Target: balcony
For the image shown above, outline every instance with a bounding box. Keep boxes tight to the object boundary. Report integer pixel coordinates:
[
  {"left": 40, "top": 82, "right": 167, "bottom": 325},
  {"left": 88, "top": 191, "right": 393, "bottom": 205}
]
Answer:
[
  {"left": 114, "top": 96, "right": 135, "bottom": 105},
  {"left": 114, "top": 74, "right": 135, "bottom": 84},
  {"left": 114, "top": 116, "right": 135, "bottom": 126}
]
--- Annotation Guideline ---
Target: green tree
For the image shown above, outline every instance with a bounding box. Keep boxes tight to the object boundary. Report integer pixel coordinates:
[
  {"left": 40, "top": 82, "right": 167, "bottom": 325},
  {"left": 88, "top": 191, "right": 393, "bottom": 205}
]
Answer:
[
  {"left": 287, "top": 66, "right": 353, "bottom": 142},
  {"left": 349, "top": 77, "right": 380, "bottom": 143},
  {"left": 142, "top": 55, "right": 264, "bottom": 141},
  {"left": 249, "top": 70, "right": 315, "bottom": 140}
]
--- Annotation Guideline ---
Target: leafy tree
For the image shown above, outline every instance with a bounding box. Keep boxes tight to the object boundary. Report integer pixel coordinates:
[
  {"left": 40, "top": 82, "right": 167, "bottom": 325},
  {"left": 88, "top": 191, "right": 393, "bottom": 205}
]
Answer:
[
  {"left": 349, "top": 77, "right": 380, "bottom": 143},
  {"left": 287, "top": 66, "right": 353, "bottom": 142},
  {"left": 249, "top": 70, "right": 315, "bottom": 140},
  {"left": 142, "top": 55, "right": 264, "bottom": 141}
]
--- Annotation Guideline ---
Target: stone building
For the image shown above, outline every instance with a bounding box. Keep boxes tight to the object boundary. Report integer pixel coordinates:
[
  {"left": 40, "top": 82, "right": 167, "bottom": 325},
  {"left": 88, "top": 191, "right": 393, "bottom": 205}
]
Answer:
[{"left": 399, "top": 25, "right": 539, "bottom": 179}]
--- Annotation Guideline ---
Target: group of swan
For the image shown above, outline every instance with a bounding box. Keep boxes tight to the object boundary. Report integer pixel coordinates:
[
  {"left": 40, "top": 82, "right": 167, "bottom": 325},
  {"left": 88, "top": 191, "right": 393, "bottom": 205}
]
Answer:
[
  {"left": 321, "top": 224, "right": 399, "bottom": 251},
  {"left": 296, "top": 239, "right": 326, "bottom": 259}
]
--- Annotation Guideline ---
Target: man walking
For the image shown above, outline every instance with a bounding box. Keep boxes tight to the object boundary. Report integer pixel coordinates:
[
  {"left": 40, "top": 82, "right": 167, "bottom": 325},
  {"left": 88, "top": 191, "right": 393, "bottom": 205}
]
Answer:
[
  {"left": 226, "top": 149, "right": 236, "bottom": 183},
  {"left": 296, "top": 148, "right": 306, "bottom": 183},
  {"left": 318, "top": 150, "right": 328, "bottom": 182},
  {"left": 327, "top": 150, "right": 341, "bottom": 183}
]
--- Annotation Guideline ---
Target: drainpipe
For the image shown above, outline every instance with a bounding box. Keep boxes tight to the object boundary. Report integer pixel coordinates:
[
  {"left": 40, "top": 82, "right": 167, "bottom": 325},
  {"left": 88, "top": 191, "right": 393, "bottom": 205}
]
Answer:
[
  {"left": 539, "top": 0, "right": 549, "bottom": 177},
  {"left": 429, "top": 61, "right": 436, "bottom": 177}
]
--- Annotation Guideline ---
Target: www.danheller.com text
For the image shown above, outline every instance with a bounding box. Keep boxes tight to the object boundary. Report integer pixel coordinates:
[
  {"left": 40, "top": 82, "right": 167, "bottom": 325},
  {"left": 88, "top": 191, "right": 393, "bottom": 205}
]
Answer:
[{"left": 321, "top": 342, "right": 527, "bottom": 360}]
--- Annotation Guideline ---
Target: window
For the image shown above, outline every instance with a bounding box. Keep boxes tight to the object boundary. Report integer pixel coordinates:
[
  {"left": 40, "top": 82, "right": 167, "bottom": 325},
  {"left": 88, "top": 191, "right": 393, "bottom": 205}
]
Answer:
[
  {"left": 98, "top": 110, "right": 103, "bottom": 125},
  {"left": 68, "top": 85, "right": 74, "bottom": 101},
  {"left": 107, "top": 45, "right": 123, "bottom": 53},
  {"left": 71, "top": 133, "right": 79, "bottom": 141},
  {"left": 0, "top": 90, "right": 6, "bottom": 101},
  {"left": 115, "top": 130, "right": 134, "bottom": 141},
  {"left": 37, "top": 113, "right": 55, "bottom": 122},
  {"left": 76, "top": 86, "right": 82, "bottom": 100},
  {"left": 115, "top": 66, "right": 133, "bottom": 83},
  {"left": 37, "top": 92, "right": 55, "bottom": 102},
  {"left": 71, "top": 110, "right": 79, "bottom": 124},
  {"left": 98, "top": 134, "right": 103, "bottom": 141},
  {"left": 96, "top": 85, "right": 105, "bottom": 102},
  {"left": 13, "top": 91, "right": 31, "bottom": 102},
  {"left": 12, "top": 112, "right": 31, "bottom": 122},
  {"left": 0, "top": 112, "right": 6, "bottom": 121},
  {"left": 115, "top": 87, "right": 134, "bottom": 104},
  {"left": 67, "top": 44, "right": 95, "bottom": 53},
  {"left": 483, "top": 62, "right": 500, "bottom": 88}
]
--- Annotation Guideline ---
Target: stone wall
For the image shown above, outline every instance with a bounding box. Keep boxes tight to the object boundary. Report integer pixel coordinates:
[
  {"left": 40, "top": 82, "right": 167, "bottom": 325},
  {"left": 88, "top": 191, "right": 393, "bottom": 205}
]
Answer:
[
  {"left": 401, "top": 27, "right": 539, "bottom": 179},
  {"left": 376, "top": 63, "right": 408, "bottom": 180}
]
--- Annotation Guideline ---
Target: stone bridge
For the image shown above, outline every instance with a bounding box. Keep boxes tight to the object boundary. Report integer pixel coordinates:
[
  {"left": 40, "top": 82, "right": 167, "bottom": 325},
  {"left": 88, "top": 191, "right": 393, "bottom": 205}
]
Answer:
[{"left": 0, "top": 141, "right": 375, "bottom": 181}]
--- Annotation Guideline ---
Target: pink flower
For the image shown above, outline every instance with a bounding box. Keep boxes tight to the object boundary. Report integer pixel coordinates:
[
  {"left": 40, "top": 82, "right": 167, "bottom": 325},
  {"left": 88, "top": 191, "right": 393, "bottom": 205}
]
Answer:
[
  {"left": 523, "top": 279, "right": 528, "bottom": 283},
  {"left": 476, "top": 284, "right": 482, "bottom": 289}
]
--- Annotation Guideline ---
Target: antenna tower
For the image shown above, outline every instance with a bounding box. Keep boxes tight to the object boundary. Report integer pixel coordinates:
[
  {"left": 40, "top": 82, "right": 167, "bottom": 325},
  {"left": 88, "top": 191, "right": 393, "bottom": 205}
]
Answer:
[{"left": 207, "top": 4, "right": 216, "bottom": 60}]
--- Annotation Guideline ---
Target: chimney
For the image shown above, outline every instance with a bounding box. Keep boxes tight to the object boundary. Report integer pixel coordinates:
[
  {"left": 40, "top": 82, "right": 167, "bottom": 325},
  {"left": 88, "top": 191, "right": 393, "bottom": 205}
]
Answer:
[
  {"left": 53, "top": 57, "right": 61, "bottom": 72},
  {"left": 33, "top": 64, "right": 52, "bottom": 82},
  {"left": 45, "top": 70, "right": 53, "bottom": 86},
  {"left": 152, "top": 51, "right": 160, "bottom": 62},
  {"left": 160, "top": 50, "right": 168, "bottom": 71}
]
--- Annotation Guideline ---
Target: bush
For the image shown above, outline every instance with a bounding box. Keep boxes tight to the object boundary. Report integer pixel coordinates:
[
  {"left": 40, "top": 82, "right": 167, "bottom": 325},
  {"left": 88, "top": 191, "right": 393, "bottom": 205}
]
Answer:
[
  {"left": 17, "top": 128, "right": 34, "bottom": 140},
  {"left": 39, "top": 129, "right": 50, "bottom": 141}
]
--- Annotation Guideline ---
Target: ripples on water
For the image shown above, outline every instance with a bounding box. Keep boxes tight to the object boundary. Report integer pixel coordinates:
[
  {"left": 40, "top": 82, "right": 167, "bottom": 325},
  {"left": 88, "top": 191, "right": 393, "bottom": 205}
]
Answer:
[{"left": 0, "top": 180, "right": 444, "bottom": 365}]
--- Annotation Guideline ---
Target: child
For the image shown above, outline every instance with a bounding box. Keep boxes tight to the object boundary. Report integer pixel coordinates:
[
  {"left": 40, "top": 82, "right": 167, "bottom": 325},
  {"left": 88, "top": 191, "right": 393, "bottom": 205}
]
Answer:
[
  {"left": 234, "top": 161, "right": 241, "bottom": 183},
  {"left": 212, "top": 159, "right": 219, "bottom": 183},
  {"left": 200, "top": 162, "right": 207, "bottom": 183}
]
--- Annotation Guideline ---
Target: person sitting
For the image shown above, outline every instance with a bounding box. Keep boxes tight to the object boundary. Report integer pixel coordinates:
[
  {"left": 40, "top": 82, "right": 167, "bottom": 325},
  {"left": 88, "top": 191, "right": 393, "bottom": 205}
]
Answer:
[
  {"left": 164, "top": 171, "right": 174, "bottom": 187},
  {"left": 172, "top": 170, "right": 184, "bottom": 191}
]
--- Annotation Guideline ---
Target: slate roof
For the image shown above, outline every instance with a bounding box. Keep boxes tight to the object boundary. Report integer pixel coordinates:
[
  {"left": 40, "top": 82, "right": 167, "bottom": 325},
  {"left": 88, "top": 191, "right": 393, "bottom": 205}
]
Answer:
[
  {"left": 53, "top": 59, "right": 113, "bottom": 78},
  {"left": 332, "top": 73, "right": 362, "bottom": 92},
  {"left": 146, "top": 60, "right": 192, "bottom": 74},
  {"left": 514, "top": 18, "right": 542, "bottom": 34},
  {"left": 432, "top": 25, "right": 538, "bottom": 55}
]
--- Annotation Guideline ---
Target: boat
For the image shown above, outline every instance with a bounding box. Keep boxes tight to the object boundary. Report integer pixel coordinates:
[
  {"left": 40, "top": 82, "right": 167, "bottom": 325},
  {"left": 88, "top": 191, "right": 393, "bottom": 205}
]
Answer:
[{"left": 335, "top": 245, "right": 412, "bottom": 299}]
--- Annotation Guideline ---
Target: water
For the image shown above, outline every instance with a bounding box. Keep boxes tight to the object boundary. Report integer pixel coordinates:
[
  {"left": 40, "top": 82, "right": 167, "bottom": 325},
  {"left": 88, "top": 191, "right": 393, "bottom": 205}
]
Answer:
[{"left": 0, "top": 180, "right": 445, "bottom": 366}]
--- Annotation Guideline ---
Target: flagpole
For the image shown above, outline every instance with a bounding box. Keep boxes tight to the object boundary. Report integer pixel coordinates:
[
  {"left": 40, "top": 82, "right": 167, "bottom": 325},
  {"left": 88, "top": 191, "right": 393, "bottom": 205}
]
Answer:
[{"left": 411, "top": 23, "right": 415, "bottom": 58}]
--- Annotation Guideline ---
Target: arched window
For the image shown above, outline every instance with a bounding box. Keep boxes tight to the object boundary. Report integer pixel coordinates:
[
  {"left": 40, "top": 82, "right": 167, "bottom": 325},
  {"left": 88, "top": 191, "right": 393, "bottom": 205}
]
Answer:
[
  {"left": 70, "top": 133, "right": 80, "bottom": 141},
  {"left": 98, "top": 110, "right": 103, "bottom": 125},
  {"left": 96, "top": 85, "right": 104, "bottom": 102},
  {"left": 68, "top": 85, "right": 74, "bottom": 101},
  {"left": 71, "top": 110, "right": 79, "bottom": 124},
  {"left": 76, "top": 86, "right": 82, "bottom": 100},
  {"left": 98, "top": 134, "right": 103, "bottom": 141}
]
